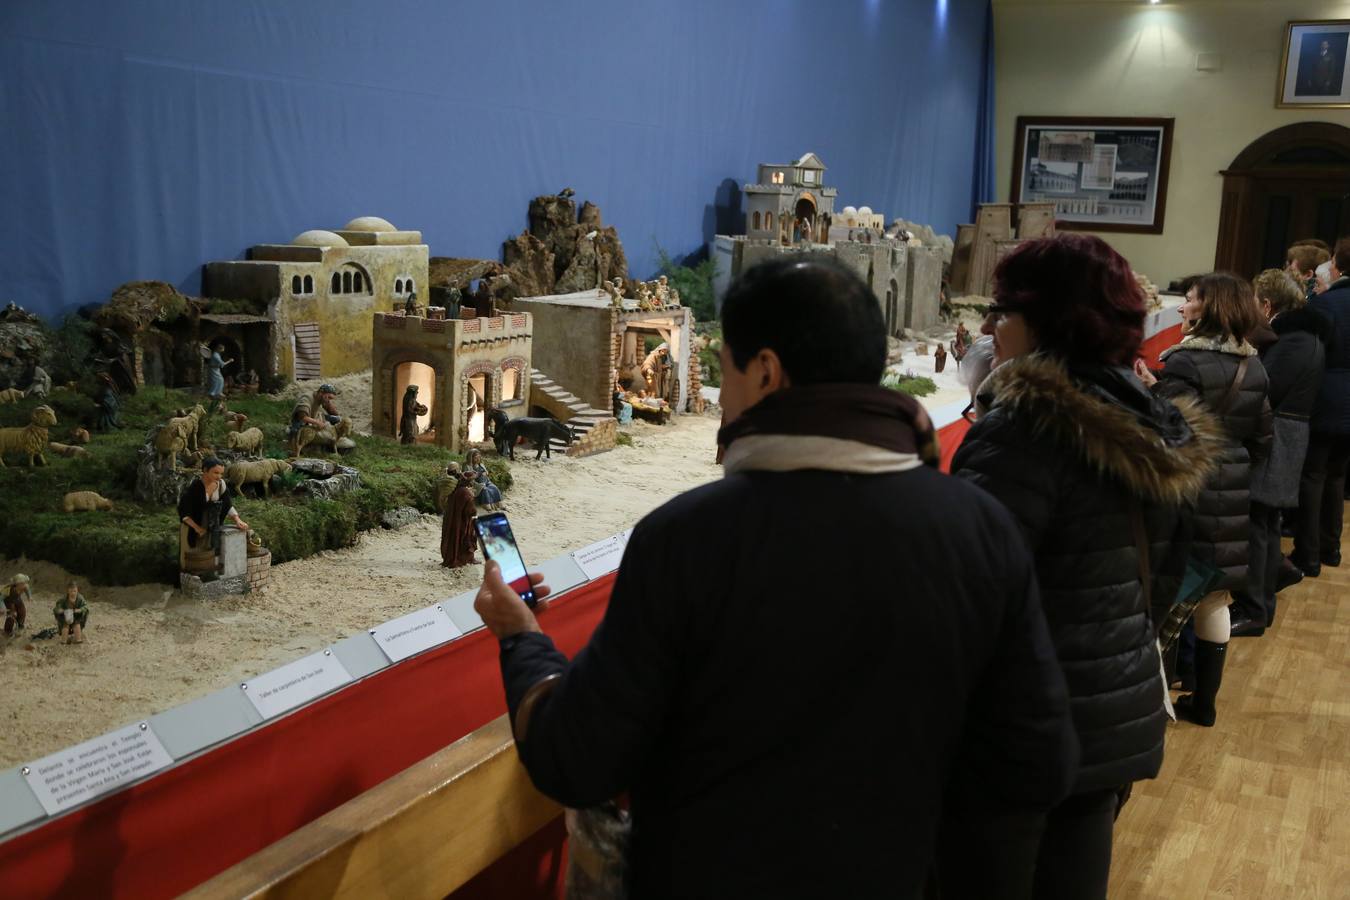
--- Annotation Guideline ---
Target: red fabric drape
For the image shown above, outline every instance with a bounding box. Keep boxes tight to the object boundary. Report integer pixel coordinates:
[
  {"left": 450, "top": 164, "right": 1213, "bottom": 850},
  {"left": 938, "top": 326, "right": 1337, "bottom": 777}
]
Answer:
[{"left": 0, "top": 574, "right": 616, "bottom": 900}]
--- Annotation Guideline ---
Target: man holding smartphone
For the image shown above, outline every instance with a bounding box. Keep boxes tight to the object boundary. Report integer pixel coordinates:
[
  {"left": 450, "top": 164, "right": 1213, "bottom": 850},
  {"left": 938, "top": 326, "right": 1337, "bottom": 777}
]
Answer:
[{"left": 476, "top": 257, "right": 1078, "bottom": 899}]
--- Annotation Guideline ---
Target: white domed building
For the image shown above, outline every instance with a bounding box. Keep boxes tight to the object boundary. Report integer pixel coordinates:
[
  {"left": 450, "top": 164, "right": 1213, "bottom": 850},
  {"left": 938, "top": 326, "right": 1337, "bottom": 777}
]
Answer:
[{"left": 201, "top": 216, "right": 428, "bottom": 382}]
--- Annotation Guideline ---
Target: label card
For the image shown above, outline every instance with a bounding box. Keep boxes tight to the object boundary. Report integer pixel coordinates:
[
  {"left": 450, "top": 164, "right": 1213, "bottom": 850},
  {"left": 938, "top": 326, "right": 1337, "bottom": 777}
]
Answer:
[
  {"left": 23, "top": 721, "right": 173, "bottom": 816},
  {"left": 242, "top": 649, "right": 352, "bottom": 720},
  {"left": 571, "top": 534, "right": 626, "bottom": 581},
  {"left": 370, "top": 605, "right": 462, "bottom": 664}
]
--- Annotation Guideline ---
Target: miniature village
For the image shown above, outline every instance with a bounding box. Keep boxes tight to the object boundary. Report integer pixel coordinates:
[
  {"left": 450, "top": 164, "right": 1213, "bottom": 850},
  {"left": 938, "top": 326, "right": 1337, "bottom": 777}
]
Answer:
[{"left": 2, "top": 157, "right": 1002, "bottom": 766}]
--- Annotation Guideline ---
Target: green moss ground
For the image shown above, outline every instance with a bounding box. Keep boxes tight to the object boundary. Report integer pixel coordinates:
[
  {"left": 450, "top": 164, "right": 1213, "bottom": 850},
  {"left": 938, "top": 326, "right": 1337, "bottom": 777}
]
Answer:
[{"left": 0, "top": 388, "right": 509, "bottom": 585}]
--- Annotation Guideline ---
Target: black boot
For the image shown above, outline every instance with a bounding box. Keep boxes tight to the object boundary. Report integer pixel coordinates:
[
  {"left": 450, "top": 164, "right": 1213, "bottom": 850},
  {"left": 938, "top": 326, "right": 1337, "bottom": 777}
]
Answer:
[{"left": 1175, "top": 639, "right": 1227, "bottom": 727}]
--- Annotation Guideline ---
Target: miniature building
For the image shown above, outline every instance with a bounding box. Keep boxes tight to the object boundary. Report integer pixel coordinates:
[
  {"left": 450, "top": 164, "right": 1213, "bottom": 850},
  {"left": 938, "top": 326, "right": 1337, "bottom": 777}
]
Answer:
[
  {"left": 950, "top": 202, "right": 1057, "bottom": 298},
  {"left": 744, "top": 153, "right": 837, "bottom": 245},
  {"left": 512, "top": 290, "right": 693, "bottom": 416},
  {"left": 203, "top": 217, "right": 429, "bottom": 383},
  {"left": 370, "top": 310, "right": 533, "bottom": 452}
]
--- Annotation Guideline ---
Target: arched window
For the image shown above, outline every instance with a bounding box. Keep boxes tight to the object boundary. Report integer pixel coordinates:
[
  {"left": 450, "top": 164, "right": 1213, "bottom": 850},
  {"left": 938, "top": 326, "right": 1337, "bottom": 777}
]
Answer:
[
  {"left": 765, "top": 212, "right": 774, "bottom": 230},
  {"left": 406, "top": 277, "right": 414, "bottom": 294},
  {"left": 752, "top": 211, "right": 761, "bottom": 230},
  {"left": 331, "top": 272, "right": 341, "bottom": 293},
  {"left": 303, "top": 275, "right": 313, "bottom": 293},
  {"left": 343, "top": 271, "right": 353, "bottom": 293},
  {"left": 395, "top": 278, "right": 404, "bottom": 295},
  {"left": 291, "top": 275, "right": 302, "bottom": 294},
  {"left": 353, "top": 272, "right": 364, "bottom": 292}
]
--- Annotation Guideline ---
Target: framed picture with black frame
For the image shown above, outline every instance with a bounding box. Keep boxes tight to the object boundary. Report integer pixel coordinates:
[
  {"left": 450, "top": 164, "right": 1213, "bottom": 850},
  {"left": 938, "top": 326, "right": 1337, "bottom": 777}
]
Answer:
[
  {"left": 1278, "top": 19, "right": 1350, "bottom": 108},
  {"left": 1010, "top": 116, "right": 1174, "bottom": 235}
]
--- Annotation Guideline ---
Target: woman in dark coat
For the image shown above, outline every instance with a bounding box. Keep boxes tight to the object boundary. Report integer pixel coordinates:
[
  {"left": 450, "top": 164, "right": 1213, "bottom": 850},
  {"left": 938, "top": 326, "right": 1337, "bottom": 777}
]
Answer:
[
  {"left": 1137, "top": 272, "right": 1272, "bottom": 727},
  {"left": 1230, "top": 270, "right": 1329, "bottom": 633},
  {"left": 178, "top": 457, "right": 249, "bottom": 550},
  {"left": 954, "top": 234, "right": 1220, "bottom": 899},
  {"left": 399, "top": 384, "right": 427, "bottom": 445},
  {"left": 440, "top": 463, "right": 478, "bottom": 568}
]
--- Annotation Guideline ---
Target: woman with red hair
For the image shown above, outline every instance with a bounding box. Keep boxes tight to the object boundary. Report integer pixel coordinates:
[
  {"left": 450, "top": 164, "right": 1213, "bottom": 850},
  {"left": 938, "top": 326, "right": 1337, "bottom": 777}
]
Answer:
[{"left": 953, "top": 233, "right": 1220, "bottom": 898}]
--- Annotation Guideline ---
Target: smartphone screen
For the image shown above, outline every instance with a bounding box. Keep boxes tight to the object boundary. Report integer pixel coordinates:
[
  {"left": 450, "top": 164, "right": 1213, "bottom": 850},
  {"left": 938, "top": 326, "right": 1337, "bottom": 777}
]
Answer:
[{"left": 475, "top": 512, "right": 537, "bottom": 607}]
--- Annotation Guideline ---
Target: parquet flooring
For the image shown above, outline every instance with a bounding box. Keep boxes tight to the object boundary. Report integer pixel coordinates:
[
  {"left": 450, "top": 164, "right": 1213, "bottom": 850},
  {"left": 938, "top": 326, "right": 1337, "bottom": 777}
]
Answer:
[{"left": 1109, "top": 512, "right": 1350, "bottom": 898}]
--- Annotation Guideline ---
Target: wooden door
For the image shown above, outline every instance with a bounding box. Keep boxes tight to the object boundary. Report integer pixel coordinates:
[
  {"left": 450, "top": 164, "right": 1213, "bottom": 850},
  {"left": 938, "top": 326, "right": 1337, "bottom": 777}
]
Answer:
[
  {"left": 293, "top": 322, "right": 321, "bottom": 381},
  {"left": 1250, "top": 176, "right": 1350, "bottom": 273}
]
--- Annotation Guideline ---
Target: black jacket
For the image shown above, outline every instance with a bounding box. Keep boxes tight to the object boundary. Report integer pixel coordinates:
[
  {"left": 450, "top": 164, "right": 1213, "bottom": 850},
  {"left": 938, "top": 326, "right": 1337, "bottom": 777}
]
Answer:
[
  {"left": 1266, "top": 307, "right": 1331, "bottom": 419},
  {"left": 1155, "top": 336, "right": 1273, "bottom": 590},
  {"left": 954, "top": 355, "right": 1221, "bottom": 795},
  {"left": 1310, "top": 277, "right": 1350, "bottom": 434},
  {"left": 500, "top": 465, "right": 1078, "bottom": 899}
]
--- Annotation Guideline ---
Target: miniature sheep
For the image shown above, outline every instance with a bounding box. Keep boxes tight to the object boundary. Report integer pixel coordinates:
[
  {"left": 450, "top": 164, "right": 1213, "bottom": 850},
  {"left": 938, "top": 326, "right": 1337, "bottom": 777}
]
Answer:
[
  {"left": 69, "top": 427, "right": 91, "bottom": 444},
  {"left": 0, "top": 388, "right": 25, "bottom": 405},
  {"left": 154, "top": 405, "right": 207, "bottom": 470},
  {"left": 225, "top": 458, "right": 291, "bottom": 499},
  {"left": 0, "top": 405, "right": 58, "bottom": 467},
  {"left": 48, "top": 441, "right": 89, "bottom": 458},
  {"left": 223, "top": 411, "right": 249, "bottom": 431},
  {"left": 63, "top": 491, "right": 113, "bottom": 512},
  {"left": 225, "top": 427, "right": 264, "bottom": 457}
]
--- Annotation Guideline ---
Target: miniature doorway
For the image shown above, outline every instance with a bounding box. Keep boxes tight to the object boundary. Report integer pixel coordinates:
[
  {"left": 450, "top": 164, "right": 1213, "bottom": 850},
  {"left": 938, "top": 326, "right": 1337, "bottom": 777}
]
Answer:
[
  {"left": 794, "top": 197, "right": 816, "bottom": 243},
  {"left": 619, "top": 322, "right": 680, "bottom": 404},
  {"left": 466, "top": 372, "right": 493, "bottom": 443},
  {"left": 209, "top": 336, "right": 243, "bottom": 381},
  {"left": 394, "top": 361, "right": 437, "bottom": 442}
]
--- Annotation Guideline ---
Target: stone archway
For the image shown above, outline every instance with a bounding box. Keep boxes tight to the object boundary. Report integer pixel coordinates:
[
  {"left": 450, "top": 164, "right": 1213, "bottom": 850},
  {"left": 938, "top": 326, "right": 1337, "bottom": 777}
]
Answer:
[{"left": 1215, "top": 122, "right": 1350, "bottom": 277}]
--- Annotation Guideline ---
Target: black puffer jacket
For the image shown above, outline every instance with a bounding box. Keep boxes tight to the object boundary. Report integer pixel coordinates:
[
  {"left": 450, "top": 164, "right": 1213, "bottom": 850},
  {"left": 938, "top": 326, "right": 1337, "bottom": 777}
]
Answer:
[
  {"left": 1267, "top": 306, "right": 1331, "bottom": 416},
  {"left": 1155, "top": 336, "right": 1273, "bottom": 590},
  {"left": 954, "top": 356, "right": 1221, "bottom": 794}
]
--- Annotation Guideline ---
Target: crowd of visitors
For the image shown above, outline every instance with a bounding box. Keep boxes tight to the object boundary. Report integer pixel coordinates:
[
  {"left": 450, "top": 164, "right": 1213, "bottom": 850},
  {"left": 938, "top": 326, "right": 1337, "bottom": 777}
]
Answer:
[{"left": 472, "top": 236, "right": 1348, "bottom": 898}]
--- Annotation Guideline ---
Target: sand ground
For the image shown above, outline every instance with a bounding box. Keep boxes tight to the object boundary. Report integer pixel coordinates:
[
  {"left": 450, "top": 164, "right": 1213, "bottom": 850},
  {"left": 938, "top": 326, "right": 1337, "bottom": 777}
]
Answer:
[{"left": 0, "top": 411, "right": 723, "bottom": 770}]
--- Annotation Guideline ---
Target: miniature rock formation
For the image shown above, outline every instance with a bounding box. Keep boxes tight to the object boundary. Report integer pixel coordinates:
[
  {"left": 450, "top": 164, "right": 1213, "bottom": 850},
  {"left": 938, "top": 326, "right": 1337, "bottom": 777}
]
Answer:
[{"left": 62, "top": 491, "right": 114, "bottom": 512}]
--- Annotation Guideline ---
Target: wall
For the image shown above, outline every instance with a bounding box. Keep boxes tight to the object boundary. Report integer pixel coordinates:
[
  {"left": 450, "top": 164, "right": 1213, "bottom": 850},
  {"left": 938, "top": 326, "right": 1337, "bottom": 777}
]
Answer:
[
  {"left": 3, "top": 0, "right": 992, "bottom": 321},
  {"left": 513, "top": 300, "right": 612, "bottom": 411},
  {"left": 994, "top": 0, "right": 1350, "bottom": 286}
]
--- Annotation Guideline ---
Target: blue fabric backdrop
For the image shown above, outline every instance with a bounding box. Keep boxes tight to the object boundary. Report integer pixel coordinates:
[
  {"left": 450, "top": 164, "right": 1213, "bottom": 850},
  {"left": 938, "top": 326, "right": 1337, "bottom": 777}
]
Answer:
[{"left": 2, "top": 0, "right": 993, "bottom": 320}]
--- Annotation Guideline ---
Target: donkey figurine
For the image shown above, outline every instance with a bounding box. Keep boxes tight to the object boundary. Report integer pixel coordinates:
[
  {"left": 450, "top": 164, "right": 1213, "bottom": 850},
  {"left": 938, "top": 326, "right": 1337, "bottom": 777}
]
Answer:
[{"left": 496, "top": 416, "right": 574, "bottom": 460}]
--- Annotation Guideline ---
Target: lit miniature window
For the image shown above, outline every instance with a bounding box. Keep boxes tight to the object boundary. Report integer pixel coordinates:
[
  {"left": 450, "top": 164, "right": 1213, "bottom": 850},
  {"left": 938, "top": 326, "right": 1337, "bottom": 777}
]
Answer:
[
  {"left": 396, "top": 278, "right": 404, "bottom": 294},
  {"left": 502, "top": 366, "right": 520, "bottom": 401},
  {"left": 292, "top": 275, "right": 302, "bottom": 294},
  {"left": 304, "top": 275, "right": 313, "bottom": 293},
  {"left": 772, "top": 171, "right": 785, "bottom": 185},
  {"left": 331, "top": 272, "right": 341, "bottom": 293}
]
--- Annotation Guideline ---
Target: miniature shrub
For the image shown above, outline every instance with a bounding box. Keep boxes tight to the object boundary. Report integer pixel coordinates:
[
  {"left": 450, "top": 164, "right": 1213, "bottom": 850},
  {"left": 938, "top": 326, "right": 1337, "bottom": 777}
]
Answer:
[
  {"left": 0, "top": 386, "right": 512, "bottom": 584},
  {"left": 882, "top": 372, "right": 938, "bottom": 398},
  {"left": 615, "top": 431, "right": 634, "bottom": 447}
]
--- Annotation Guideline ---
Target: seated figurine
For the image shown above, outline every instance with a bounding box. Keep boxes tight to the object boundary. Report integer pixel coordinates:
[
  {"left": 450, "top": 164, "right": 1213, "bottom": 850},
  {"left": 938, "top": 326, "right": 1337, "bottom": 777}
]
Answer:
[
  {"left": 613, "top": 389, "right": 633, "bottom": 425},
  {"left": 4, "top": 573, "right": 30, "bottom": 638},
  {"left": 465, "top": 449, "right": 504, "bottom": 510},
  {"left": 53, "top": 582, "right": 89, "bottom": 645}
]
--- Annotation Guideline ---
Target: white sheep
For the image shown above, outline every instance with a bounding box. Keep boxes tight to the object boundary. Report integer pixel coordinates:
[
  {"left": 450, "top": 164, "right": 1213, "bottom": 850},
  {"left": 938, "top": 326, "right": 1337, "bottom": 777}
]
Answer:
[
  {"left": 63, "top": 491, "right": 114, "bottom": 512},
  {"left": 153, "top": 404, "right": 207, "bottom": 470},
  {"left": 0, "top": 388, "right": 25, "bottom": 405},
  {"left": 225, "top": 427, "right": 265, "bottom": 457},
  {"left": 0, "top": 405, "right": 58, "bottom": 467},
  {"left": 225, "top": 458, "right": 291, "bottom": 499},
  {"left": 48, "top": 441, "right": 89, "bottom": 458}
]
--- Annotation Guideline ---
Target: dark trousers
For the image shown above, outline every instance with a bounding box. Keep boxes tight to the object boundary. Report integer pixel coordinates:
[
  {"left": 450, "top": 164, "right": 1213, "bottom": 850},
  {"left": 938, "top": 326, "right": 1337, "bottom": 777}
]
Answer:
[
  {"left": 3, "top": 596, "right": 26, "bottom": 636},
  {"left": 1031, "top": 788, "right": 1119, "bottom": 900},
  {"left": 1231, "top": 502, "right": 1282, "bottom": 625},
  {"left": 1293, "top": 432, "right": 1350, "bottom": 565}
]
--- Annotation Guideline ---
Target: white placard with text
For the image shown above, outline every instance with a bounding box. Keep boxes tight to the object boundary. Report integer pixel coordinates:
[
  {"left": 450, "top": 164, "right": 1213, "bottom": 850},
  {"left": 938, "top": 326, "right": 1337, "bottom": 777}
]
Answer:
[
  {"left": 571, "top": 534, "right": 627, "bottom": 581},
  {"left": 242, "top": 649, "right": 352, "bottom": 720},
  {"left": 371, "top": 605, "right": 462, "bottom": 663},
  {"left": 22, "top": 721, "right": 173, "bottom": 816}
]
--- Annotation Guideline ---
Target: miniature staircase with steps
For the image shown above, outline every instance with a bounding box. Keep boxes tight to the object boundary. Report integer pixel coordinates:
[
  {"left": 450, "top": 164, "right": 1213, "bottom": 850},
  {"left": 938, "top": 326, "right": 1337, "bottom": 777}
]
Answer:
[{"left": 528, "top": 369, "right": 618, "bottom": 458}]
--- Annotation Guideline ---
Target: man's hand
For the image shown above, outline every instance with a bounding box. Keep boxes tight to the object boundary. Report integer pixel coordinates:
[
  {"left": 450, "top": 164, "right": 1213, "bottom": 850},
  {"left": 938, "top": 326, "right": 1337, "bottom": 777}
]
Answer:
[{"left": 475, "top": 560, "right": 551, "bottom": 639}]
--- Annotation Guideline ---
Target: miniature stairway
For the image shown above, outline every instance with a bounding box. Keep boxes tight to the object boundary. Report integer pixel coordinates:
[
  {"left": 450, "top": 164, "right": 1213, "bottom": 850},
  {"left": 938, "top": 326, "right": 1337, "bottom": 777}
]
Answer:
[{"left": 528, "top": 369, "right": 618, "bottom": 458}]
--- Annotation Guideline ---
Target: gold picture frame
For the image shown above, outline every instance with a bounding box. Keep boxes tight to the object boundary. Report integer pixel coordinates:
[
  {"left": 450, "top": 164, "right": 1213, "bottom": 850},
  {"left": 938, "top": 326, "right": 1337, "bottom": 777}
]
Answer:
[{"left": 1278, "top": 19, "right": 1350, "bottom": 108}]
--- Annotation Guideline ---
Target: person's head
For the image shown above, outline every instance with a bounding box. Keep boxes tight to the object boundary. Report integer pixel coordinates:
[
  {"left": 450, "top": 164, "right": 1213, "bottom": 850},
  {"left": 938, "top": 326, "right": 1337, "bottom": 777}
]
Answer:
[
  {"left": 1182, "top": 272, "right": 1260, "bottom": 341},
  {"left": 319, "top": 383, "right": 338, "bottom": 399},
  {"left": 719, "top": 256, "right": 886, "bottom": 421},
  {"left": 962, "top": 335, "right": 997, "bottom": 397},
  {"left": 1322, "top": 39, "right": 1332, "bottom": 53},
  {"left": 66, "top": 581, "right": 79, "bottom": 598},
  {"left": 446, "top": 462, "right": 461, "bottom": 476},
  {"left": 1287, "top": 243, "right": 1331, "bottom": 279},
  {"left": 201, "top": 456, "right": 225, "bottom": 486},
  {"left": 467, "top": 448, "right": 481, "bottom": 465},
  {"left": 985, "top": 233, "right": 1145, "bottom": 366},
  {"left": 1253, "top": 269, "right": 1305, "bottom": 320},
  {"left": 1333, "top": 237, "right": 1350, "bottom": 280},
  {"left": 10, "top": 574, "right": 30, "bottom": 594}
]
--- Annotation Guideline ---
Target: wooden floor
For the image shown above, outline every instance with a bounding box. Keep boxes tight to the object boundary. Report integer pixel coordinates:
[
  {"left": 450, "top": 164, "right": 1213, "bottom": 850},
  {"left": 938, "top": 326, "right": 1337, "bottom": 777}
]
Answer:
[{"left": 1110, "top": 515, "right": 1350, "bottom": 898}]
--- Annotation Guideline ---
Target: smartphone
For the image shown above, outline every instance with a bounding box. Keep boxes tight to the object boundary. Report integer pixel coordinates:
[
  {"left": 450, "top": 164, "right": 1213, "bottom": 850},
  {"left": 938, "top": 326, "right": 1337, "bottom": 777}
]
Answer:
[{"left": 474, "top": 512, "right": 537, "bottom": 607}]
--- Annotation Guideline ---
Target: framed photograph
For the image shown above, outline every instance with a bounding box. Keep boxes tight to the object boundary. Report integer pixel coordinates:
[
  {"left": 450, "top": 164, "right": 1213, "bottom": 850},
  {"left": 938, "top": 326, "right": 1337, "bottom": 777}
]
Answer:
[
  {"left": 1278, "top": 20, "right": 1350, "bottom": 108},
  {"left": 1010, "top": 117, "right": 1174, "bottom": 234}
]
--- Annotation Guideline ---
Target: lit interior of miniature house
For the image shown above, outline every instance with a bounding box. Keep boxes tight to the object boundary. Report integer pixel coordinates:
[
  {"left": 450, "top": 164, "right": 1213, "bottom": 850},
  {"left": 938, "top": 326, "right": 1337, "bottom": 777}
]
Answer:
[{"left": 394, "top": 361, "right": 437, "bottom": 441}]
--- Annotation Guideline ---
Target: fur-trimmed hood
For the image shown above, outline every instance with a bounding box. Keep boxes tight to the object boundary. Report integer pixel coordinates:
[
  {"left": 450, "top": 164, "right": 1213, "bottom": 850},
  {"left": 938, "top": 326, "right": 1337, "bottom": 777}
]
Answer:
[
  {"left": 1159, "top": 334, "right": 1257, "bottom": 361},
  {"left": 984, "top": 354, "right": 1224, "bottom": 505}
]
